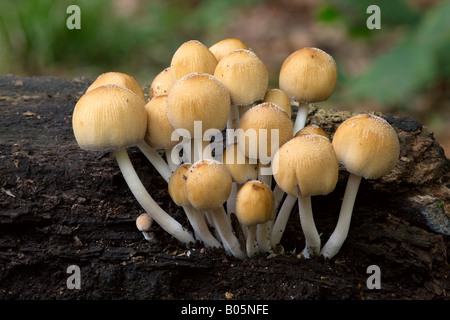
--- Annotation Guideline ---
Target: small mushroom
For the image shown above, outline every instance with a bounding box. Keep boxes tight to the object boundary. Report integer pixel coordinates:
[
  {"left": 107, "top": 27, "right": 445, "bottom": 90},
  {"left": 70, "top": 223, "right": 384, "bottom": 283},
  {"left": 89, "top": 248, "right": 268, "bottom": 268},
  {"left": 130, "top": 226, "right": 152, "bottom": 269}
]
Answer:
[
  {"left": 168, "top": 164, "right": 221, "bottom": 248},
  {"left": 144, "top": 95, "right": 180, "bottom": 172},
  {"left": 213, "top": 49, "right": 268, "bottom": 145},
  {"left": 184, "top": 159, "right": 247, "bottom": 260},
  {"left": 86, "top": 71, "right": 146, "bottom": 101},
  {"left": 170, "top": 40, "right": 218, "bottom": 84},
  {"left": 72, "top": 84, "right": 195, "bottom": 245},
  {"left": 279, "top": 47, "right": 337, "bottom": 135},
  {"left": 209, "top": 38, "right": 250, "bottom": 62},
  {"left": 149, "top": 67, "right": 173, "bottom": 99},
  {"left": 272, "top": 134, "right": 338, "bottom": 258},
  {"left": 167, "top": 73, "right": 230, "bottom": 162},
  {"left": 320, "top": 114, "right": 400, "bottom": 259},
  {"left": 136, "top": 213, "right": 155, "bottom": 242},
  {"left": 235, "top": 180, "right": 275, "bottom": 258},
  {"left": 263, "top": 88, "right": 292, "bottom": 118}
]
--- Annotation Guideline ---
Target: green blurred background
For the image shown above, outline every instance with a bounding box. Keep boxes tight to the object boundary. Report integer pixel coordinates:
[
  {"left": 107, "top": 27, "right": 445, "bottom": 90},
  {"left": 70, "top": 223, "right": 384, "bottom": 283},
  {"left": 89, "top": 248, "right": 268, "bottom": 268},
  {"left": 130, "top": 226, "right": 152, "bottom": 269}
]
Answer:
[{"left": 0, "top": 0, "right": 448, "bottom": 156}]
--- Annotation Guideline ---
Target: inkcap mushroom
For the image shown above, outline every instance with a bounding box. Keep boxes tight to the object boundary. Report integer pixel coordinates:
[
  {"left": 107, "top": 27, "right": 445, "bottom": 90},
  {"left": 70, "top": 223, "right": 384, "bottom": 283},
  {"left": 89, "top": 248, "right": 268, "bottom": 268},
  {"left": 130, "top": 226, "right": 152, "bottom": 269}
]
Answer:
[
  {"left": 136, "top": 213, "right": 155, "bottom": 242},
  {"left": 321, "top": 114, "right": 400, "bottom": 259},
  {"left": 86, "top": 71, "right": 145, "bottom": 101}
]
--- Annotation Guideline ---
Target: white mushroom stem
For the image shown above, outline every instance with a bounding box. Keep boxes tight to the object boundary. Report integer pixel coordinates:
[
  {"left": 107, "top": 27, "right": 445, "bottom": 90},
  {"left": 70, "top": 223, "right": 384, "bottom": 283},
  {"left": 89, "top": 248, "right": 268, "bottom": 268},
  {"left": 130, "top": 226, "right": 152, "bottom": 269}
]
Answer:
[
  {"left": 226, "top": 182, "right": 238, "bottom": 218},
  {"left": 270, "top": 193, "right": 296, "bottom": 247},
  {"left": 183, "top": 205, "right": 222, "bottom": 248},
  {"left": 227, "top": 104, "right": 239, "bottom": 145},
  {"left": 137, "top": 141, "right": 172, "bottom": 183},
  {"left": 256, "top": 163, "right": 273, "bottom": 253},
  {"left": 297, "top": 190, "right": 321, "bottom": 258},
  {"left": 114, "top": 149, "right": 195, "bottom": 245},
  {"left": 208, "top": 206, "right": 247, "bottom": 260},
  {"left": 321, "top": 173, "right": 362, "bottom": 259},
  {"left": 292, "top": 102, "right": 309, "bottom": 136},
  {"left": 273, "top": 184, "right": 285, "bottom": 213},
  {"left": 141, "top": 230, "right": 155, "bottom": 242},
  {"left": 246, "top": 225, "right": 257, "bottom": 258},
  {"left": 165, "top": 147, "right": 179, "bottom": 173}
]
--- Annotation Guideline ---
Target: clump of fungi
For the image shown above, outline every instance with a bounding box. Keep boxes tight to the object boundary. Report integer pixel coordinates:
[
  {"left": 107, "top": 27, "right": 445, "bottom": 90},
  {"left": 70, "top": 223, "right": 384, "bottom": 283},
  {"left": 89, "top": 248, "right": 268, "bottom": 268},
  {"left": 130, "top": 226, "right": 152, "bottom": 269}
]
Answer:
[{"left": 72, "top": 38, "right": 400, "bottom": 260}]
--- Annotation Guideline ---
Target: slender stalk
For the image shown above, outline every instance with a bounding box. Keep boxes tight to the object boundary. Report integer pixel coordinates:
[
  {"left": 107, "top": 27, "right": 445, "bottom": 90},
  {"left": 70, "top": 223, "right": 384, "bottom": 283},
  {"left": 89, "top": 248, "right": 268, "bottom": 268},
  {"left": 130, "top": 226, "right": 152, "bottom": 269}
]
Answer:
[
  {"left": 165, "top": 147, "right": 178, "bottom": 172},
  {"left": 270, "top": 193, "right": 297, "bottom": 247},
  {"left": 272, "top": 184, "right": 285, "bottom": 213},
  {"left": 297, "top": 193, "right": 321, "bottom": 258},
  {"left": 114, "top": 149, "right": 195, "bottom": 245},
  {"left": 227, "top": 104, "right": 239, "bottom": 145},
  {"left": 137, "top": 141, "right": 171, "bottom": 183},
  {"left": 292, "top": 102, "right": 309, "bottom": 136},
  {"left": 209, "top": 207, "right": 247, "bottom": 260},
  {"left": 183, "top": 205, "right": 221, "bottom": 248},
  {"left": 256, "top": 163, "right": 273, "bottom": 253},
  {"left": 246, "top": 225, "right": 257, "bottom": 258},
  {"left": 321, "top": 173, "right": 362, "bottom": 259}
]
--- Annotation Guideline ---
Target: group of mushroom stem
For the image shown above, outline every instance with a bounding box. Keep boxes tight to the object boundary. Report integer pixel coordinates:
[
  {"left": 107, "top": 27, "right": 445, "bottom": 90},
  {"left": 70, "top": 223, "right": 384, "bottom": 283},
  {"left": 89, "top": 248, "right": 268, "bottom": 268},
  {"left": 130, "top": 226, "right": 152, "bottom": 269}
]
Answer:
[{"left": 72, "top": 38, "right": 400, "bottom": 260}]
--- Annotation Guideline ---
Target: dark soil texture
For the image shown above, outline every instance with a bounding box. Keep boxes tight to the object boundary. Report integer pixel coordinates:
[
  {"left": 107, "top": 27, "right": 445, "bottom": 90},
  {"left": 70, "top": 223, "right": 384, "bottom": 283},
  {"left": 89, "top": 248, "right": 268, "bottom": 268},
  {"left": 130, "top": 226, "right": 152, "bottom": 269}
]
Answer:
[{"left": 0, "top": 75, "right": 449, "bottom": 302}]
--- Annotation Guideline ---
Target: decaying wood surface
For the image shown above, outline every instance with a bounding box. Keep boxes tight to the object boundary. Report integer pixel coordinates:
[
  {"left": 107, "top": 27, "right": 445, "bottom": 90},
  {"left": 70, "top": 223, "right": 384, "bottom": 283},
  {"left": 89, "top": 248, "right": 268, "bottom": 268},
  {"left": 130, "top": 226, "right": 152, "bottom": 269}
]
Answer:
[{"left": 0, "top": 75, "right": 448, "bottom": 300}]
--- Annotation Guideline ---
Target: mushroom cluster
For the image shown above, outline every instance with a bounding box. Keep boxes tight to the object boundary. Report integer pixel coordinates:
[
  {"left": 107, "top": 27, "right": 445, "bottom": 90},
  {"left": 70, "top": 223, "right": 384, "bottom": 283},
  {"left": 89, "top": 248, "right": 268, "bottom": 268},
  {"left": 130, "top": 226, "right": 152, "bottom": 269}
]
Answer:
[{"left": 72, "top": 39, "right": 400, "bottom": 260}]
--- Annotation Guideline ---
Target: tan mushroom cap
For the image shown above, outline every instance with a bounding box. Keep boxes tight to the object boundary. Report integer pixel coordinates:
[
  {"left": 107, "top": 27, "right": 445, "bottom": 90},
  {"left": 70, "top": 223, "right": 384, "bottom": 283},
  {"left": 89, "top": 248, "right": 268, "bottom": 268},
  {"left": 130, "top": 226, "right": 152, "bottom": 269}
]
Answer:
[
  {"left": 144, "top": 95, "right": 178, "bottom": 150},
  {"left": 237, "top": 102, "right": 294, "bottom": 160},
  {"left": 263, "top": 88, "right": 292, "bottom": 118},
  {"left": 279, "top": 47, "right": 337, "bottom": 103},
  {"left": 184, "top": 159, "right": 232, "bottom": 211},
  {"left": 272, "top": 134, "right": 339, "bottom": 197},
  {"left": 167, "top": 73, "right": 230, "bottom": 137},
  {"left": 170, "top": 40, "right": 218, "bottom": 83},
  {"left": 294, "top": 124, "right": 329, "bottom": 140},
  {"left": 149, "top": 67, "right": 172, "bottom": 99},
  {"left": 235, "top": 180, "right": 275, "bottom": 226},
  {"left": 222, "top": 143, "right": 258, "bottom": 184},
  {"left": 136, "top": 213, "right": 153, "bottom": 231},
  {"left": 332, "top": 114, "right": 400, "bottom": 179},
  {"left": 72, "top": 84, "right": 147, "bottom": 151},
  {"left": 209, "top": 38, "right": 250, "bottom": 62},
  {"left": 214, "top": 49, "right": 268, "bottom": 106},
  {"left": 168, "top": 164, "right": 192, "bottom": 207},
  {"left": 86, "top": 72, "right": 146, "bottom": 101}
]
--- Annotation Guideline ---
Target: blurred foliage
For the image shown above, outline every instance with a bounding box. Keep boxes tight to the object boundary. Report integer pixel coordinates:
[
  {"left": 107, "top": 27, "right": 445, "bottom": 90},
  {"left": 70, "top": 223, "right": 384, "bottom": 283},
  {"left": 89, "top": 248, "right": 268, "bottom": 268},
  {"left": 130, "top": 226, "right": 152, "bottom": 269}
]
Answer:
[
  {"left": 317, "top": 0, "right": 450, "bottom": 112},
  {"left": 0, "top": 0, "right": 261, "bottom": 83}
]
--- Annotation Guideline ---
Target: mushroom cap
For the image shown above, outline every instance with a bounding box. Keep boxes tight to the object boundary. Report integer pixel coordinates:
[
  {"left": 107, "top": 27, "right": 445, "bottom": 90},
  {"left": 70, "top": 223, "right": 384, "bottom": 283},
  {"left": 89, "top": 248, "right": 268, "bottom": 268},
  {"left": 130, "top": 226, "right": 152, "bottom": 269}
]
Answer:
[
  {"left": 149, "top": 67, "right": 173, "bottom": 99},
  {"left": 209, "top": 38, "right": 250, "bottom": 62},
  {"left": 263, "top": 88, "right": 292, "bottom": 117},
  {"left": 144, "top": 95, "right": 179, "bottom": 150},
  {"left": 167, "top": 73, "right": 230, "bottom": 137},
  {"left": 235, "top": 180, "right": 275, "bottom": 226},
  {"left": 184, "top": 159, "right": 232, "bottom": 211},
  {"left": 272, "top": 134, "right": 339, "bottom": 197},
  {"left": 168, "top": 163, "right": 192, "bottom": 207},
  {"left": 279, "top": 47, "right": 337, "bottom": 103},
  {"left": 332, "top": 114, "right": 400, "bottom": 179},
  {"left": 222, "top": 143, "right": 258, "bottom": 184},
  {"left": 86, "top": 72, "right": 146, "bottom": 101},
  {"left": 294, "top": 124, "right": 329, "bottom": 140},
  {"left": 170, "top": 40, "right": 218, "bottom": 83},
  {"left": 237, "top": 102, "right": 294, "bottom": 160},
  {"left": 136, "top": 213, "right": 153, "bottom": 231},
  {"left": 72, "top": 84, "right": 147, "bottom": 151},
  {"left": 214, "top": 49, "right": 268, "bottom": 106}
]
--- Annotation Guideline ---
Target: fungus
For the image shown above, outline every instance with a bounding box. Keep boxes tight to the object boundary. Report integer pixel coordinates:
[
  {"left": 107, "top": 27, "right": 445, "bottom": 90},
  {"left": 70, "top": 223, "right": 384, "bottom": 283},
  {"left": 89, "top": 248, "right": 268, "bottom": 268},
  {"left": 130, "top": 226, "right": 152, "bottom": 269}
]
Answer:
[
  {"left": 149, "top": 67, "right": 173, "bottom": 99},
  {"left": 136, "top": 213, "right": 154, "bottom": 242},
  {"left": 209, "top": 38, "right": 250, "bottom": 62},
  {"left": 144, "top": 95, "right": 180, "bottom": 172},
  {"left": 236, "top": 102, "right": 293, "bottom": 252},
  {"left": 184, "top": 159, "right": 247, "bottom": 260},
  {"left": 272, "top": 134, "right": 338, "bottom": 258},
  {"left": 86, "top": 71, "right": 146, "bottom": 101},
  {"left": 213, "top": 49, "right": 268, "bottom": 145},
  {"left": 167, "top": 73, "right": 230, "bottom": 162},
  {"left": 321, "top": 114, "right": 400, "bottom": 259},
  {"left": 279, "top": 48, "right": 337, "bottom": 135},
  {"left": 263, "top": 88, "right": 292, "bottom": 118},
  {"left": 235, "top": 180, "right": 275, "bottom": 258},
  {"left": 168, "top": 164, "right": 221, "bottom": 248},
  {"left": 170, "top": 40, "right": 218, "bottom": 83},
  {"left": 72, "top": 84, "right": 194, "bottom": 245}
]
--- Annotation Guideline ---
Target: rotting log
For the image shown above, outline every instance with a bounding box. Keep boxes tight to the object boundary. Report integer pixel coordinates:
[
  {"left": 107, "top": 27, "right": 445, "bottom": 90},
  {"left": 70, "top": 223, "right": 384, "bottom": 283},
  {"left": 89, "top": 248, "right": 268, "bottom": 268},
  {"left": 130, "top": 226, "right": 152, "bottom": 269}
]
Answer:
[{"left": 0, "top": 75, "right": 448, "bottom": 300}]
